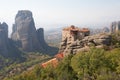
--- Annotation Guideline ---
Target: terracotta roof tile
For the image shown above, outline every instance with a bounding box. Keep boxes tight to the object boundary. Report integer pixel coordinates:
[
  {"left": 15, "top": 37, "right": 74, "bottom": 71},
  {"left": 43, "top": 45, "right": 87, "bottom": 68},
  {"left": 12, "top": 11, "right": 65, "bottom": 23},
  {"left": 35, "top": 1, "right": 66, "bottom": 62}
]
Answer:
[
  {"left": 63, "top": 25, "right": 90, "bottom": 33},
  {"left": 41, "top": 58, "right": 58, "bottom": 68},
  {"left": 55, "top": 53, "right": 64, "bottom": 59}
]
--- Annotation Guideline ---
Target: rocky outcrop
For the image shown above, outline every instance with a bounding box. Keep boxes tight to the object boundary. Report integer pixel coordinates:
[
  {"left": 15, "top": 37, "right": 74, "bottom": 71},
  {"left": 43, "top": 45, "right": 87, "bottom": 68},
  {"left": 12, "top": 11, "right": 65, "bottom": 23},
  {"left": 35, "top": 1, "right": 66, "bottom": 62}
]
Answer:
[
  {"left": 0, "top": 22, "right": 9, "bottom": 56},
  {"left": 59, "top": 27, "right": 111, "bottom": 56},
  {"left": 11, "top": 10, "right": 58, "bottom": 54},
  {"left": 110, "top": 21, "right": 120, "bottom": 33},
  {"left": 11, "top": 10, "right": 41, "bottom": 52},
  {"left": 37, "top": 28, "right": 59, "bottom": 54},
  {"left": 0, "top": 22, "right": 25, "bottom": 60},
  {"left": 37, "top": 28, "right": 48, "bottom": 48}
]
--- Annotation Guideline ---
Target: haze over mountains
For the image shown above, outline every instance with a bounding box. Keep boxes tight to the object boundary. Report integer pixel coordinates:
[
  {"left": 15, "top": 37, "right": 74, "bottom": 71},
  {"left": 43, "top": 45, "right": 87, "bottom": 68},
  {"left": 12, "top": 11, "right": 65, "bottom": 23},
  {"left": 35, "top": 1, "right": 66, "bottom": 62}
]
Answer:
[
  {"left": 0, "top": 9, "right": 113, "bottom": 58},
  {"left": 1, "top": 0, "right": 120, "bottom": 35}
]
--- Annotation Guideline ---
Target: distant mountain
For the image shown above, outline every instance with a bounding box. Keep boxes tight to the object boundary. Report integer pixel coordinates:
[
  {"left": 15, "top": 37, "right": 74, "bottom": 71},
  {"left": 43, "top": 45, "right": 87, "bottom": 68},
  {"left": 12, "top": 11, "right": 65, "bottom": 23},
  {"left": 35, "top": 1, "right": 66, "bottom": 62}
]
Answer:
[
  {"left": 90, "top": 27, "right": 110, "bottom": 35},
  {"left": 44, "top": 27, "right": 62, "bottom": 47},
  {"left": 103, "top": 27, "right": 110, "bottom": 33}
]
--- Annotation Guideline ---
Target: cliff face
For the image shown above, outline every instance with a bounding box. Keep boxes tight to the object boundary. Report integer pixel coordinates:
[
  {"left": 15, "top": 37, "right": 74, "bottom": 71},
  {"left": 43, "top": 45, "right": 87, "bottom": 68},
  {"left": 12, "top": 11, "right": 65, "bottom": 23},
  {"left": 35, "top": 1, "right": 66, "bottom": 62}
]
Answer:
[
  {"left": 0, "top": 22, "right": 25, "bottom": 61},
  {"left": 59, "top": 26, "right": 111, "bottom": 56},
  {"left": 0, "top": 22, "right": 9, "bottom": 56},
  {"left": 36, "top": 28, "right": 58, "bottom": 54},
  {"left": 11, "top": 10, "right": 58, "bottom": 54},
  {"left": 11, "top": 10, "right": 41, "bottom": 52},
  {"left": 37, "top": 28, "right": 48, "bottom": 48}
]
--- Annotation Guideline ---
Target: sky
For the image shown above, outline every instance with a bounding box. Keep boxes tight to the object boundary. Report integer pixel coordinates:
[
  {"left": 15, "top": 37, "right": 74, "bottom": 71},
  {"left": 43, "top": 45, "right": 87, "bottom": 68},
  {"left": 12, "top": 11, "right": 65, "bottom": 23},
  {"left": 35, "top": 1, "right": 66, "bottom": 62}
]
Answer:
[{"left": 0, "top": 0, "right": 120, "bottom": 33}]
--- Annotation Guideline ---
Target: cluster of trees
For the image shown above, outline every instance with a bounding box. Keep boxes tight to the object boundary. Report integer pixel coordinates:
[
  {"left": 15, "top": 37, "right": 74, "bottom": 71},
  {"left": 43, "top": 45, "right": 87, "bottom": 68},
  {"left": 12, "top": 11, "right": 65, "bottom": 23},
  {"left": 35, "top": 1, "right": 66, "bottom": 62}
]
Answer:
[
  {"left": 111, "top": 31, "right": 120, "bottom": 48},
  {"left": 4, "top": 48, "right": 120, "bottom": 80},
  {"left": 71, "top": 48, "right": 120, "bottom": 80}
]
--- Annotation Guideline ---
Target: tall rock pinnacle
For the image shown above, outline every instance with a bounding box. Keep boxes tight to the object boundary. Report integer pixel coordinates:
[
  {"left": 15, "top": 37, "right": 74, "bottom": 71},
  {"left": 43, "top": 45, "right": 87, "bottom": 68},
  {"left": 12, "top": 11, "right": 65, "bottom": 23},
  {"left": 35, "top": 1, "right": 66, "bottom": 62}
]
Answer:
[
  {"left": 11, "top": 10, "right": 58, "bottom": 54},
  {"left": 11, "top": 10, "right": 41, "bottom": 52},
  {"left": 0, "top": 22, "right": 9, "bottom": 56}
]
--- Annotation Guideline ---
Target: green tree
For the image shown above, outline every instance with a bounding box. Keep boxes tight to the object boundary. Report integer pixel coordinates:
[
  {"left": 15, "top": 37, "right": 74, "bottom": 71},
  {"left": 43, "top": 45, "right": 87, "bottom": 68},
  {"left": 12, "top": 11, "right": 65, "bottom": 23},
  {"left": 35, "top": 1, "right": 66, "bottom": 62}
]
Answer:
[
  {"left": 55, "top": 54, "right": 77, "bottom": 80},
  {"left": 71, "top": 48, "right": 110, "bottom": 80}
]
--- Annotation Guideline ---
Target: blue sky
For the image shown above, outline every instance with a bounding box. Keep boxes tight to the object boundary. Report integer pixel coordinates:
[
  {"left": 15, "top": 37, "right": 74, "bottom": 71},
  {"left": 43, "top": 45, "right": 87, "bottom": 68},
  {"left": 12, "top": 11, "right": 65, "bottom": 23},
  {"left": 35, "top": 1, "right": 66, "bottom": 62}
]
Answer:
[{"left": 0, "top": 0, "right": 120, "bottom": 33}]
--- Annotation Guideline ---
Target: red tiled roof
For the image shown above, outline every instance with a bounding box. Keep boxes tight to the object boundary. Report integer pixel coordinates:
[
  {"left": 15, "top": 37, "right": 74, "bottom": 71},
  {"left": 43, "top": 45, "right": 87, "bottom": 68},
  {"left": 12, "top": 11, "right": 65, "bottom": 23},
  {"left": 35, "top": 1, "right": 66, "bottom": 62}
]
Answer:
[
  {"left": 55, "top": 53, "right": 64, "bottom": 59},
  {"left": 41, "top": 58, "right": 58, "bottom": 68},
  {"left": 41, "top": 53, "right": 64, "bottom": 68},
  {"left": 79, "top": 30, "right": 90, "bottom": 32},
  {"left": 63, "top": 26, "right": 90, "bottom": 33}
]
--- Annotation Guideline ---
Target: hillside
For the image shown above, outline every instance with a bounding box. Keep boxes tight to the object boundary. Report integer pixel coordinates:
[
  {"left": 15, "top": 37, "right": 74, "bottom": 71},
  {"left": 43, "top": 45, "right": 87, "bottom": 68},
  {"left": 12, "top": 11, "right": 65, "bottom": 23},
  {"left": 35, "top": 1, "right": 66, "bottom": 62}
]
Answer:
[
  {"left": 4, "top": 48, "right": 120, "bottom": 80},
  {"left": 3, "top": 26, "right": 120, "bottom": 80},
  {"left": 0, "top": 52, "right": 52, "bottom": 80}
]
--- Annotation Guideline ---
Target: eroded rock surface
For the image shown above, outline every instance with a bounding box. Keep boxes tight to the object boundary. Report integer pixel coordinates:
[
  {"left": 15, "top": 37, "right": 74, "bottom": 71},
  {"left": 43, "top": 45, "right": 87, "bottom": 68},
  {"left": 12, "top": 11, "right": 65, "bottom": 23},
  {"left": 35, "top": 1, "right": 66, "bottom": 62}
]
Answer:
[
  {"left": 59, "top": 26, "right": 111, "bottom": 56},
  {"left": 11, "top": 10, "right": 58, "bottom": 54},
  {"left": 11, "top": 10, "right": 41, "bottom": 52}
]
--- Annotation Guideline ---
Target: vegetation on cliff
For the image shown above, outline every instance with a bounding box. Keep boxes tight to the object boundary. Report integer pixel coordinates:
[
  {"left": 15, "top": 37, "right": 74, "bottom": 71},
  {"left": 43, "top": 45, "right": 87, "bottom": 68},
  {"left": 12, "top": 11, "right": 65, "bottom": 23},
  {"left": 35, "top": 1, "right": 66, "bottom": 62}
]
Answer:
[
  {"left": 111, "top": 31, "right": 120, "bottom": 48},
  {"left": 4, "top": 47, "right": 120, "bottom": 80}
]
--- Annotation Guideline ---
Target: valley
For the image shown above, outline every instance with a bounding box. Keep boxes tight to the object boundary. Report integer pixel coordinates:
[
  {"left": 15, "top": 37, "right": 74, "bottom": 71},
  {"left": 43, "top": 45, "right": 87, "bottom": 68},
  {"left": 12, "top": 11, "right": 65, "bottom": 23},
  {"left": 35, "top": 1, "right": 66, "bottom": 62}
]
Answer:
[{"left": 0, "top": 10, "right": 120, "bottom": 80}]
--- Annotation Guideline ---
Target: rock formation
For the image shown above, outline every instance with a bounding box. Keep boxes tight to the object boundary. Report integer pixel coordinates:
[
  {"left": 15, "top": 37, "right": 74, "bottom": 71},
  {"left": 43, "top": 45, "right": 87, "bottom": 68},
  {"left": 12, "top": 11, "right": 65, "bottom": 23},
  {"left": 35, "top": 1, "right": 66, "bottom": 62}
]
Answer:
[
  {"left": 37, "top": 28, "right": 48, "bottom": 48},
  {"left": 0, "top": 22, "right": 25, "bottom": 60},
  {"left": 0, "top": 22, "right": 9, "bottom": 56},
  {"left": 59, "top": 26, "right": 111, "bottom": 56},
  {"left": 11, "top": 10, "right": 41, "bottom": 52},
  {"left": 102, "top": 27, "right": 109, "bottom": 33},
  {"left": 37, "top": 28, "right": 59, "bottom": 54},
  {"left": 11, "top": 10, "right": 58, "bottom": 54},
  {"left": 110, "top": 21, "right": 120, "bottom": 33}
]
